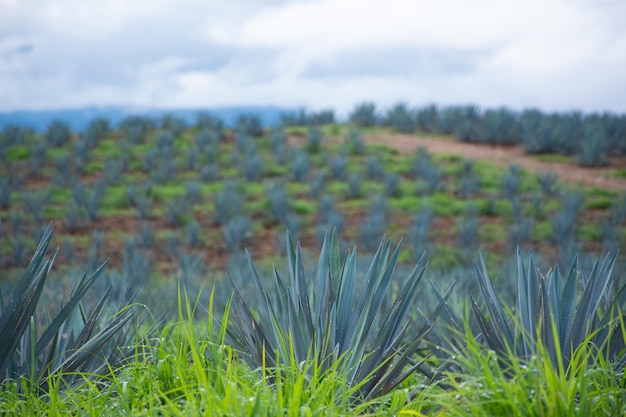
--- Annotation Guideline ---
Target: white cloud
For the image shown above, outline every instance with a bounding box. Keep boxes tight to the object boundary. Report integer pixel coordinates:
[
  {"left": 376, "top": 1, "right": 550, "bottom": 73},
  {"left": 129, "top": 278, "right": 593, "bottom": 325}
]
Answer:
[{"left": 0, "top": 0, "right": 625, "bottom": 113}]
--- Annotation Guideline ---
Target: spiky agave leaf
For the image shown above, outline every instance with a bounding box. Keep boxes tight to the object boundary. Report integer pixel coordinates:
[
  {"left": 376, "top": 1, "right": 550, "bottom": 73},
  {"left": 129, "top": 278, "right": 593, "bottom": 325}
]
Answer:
[
  {"left": 225, "top": 229, "right": 438, "bottom": 402},
  {"left": 469, "top": 249, "right": 625, "bottom": 372},
  {"left": 471, "top": 252, "right": 515, "bottom": 356},
  {"left": 0, "top": 222, "right": 142, "bottom": 391},
  {"left": 0, "top": 223, "right": 56, "bottom": 378}
]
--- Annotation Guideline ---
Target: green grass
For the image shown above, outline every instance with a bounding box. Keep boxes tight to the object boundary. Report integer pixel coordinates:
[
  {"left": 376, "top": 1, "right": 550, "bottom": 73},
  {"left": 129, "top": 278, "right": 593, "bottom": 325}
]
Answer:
[
  {"left": 84, "top": 160, "right": 104, "bottom": 174},
  {"left": 606, "top": 168, "right": 626, "bottom": 179},
  {"left": 429, "top": 325, "right": 626, "bottom": 416},
  {"left": 533, "top": 221, "right": 553, "bottom": 240},
  {"left": 46, "top": 147, "right": 70, "bottom": 159},
  {"left": 585, "top": 187, "right": 618, "bottom": 210},
  {"left": 429, "top": 244, "right": 463, "bottom": 270},
  {"left": 531, "top": 153, "right": 573, "bottom": 163},
  {"left": 326, "top": 180, "right": 348, "bottom": 195},
  {"left": 102, "top": 185, "right": 132, "bottom": 209},
  {"left": 284, "top": 125, "right": 308, "bottom": 136},
  {"left": 480, "top": 222, "right": 507, "bottom": 243},
  {"left": 430, "top": 192, "right": 467, "bottom": 216},
  {"left": 475, "top": 161, "right": 503, "bottom": 193},
  {"left": 291, "top": 198, "right": 317, "bottom": 215},
  {"left": 5, "top": 145, "right": 30, "bottom": 161},
  {"left": 150, "top": 183, "right": 187, "bottom": 202},
  {"left": 389, "top": 195, "right": 425, "bottom": 212},
  {"left": 3, "top": 313, "right": 622, "bottom": 416},
  {"left": 579, "top": 223, "right": 602, "bottom": 241},
  {"left": 320, "top": 123, "right": 344, "bottom": 137},
  {"left": 240, "top": 181, "right": 266, "bottom": 198},
  {"left": 93, "top": 138, "right": 125, "bottom": 158}
]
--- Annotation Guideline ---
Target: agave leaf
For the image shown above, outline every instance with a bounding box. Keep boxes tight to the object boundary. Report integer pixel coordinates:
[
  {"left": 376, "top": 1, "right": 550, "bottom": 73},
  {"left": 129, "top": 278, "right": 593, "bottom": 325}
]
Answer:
[
  {"left": 473, "top": 253, "right": 514, "bottom": 351},
  {"left": 313, "top": 232, "right": 330, "bottom": 328},
  {"left": 246, "top": 251, "right": 278, "bottom": 327},
  {"left": 341, "top": 240, "right": 401, "bottom": 386},
  {"left": 31, "top": 260, "right": 109, "bottom": 366},
  {"left": 345, "top": 243, "right": 427, "bottom": 390},
  {"left": 375, "top": 260, "right": 427, "bottom": 353},
  {"left": 0, "top": 224, "right": 54, "bottom": 322},
  {"left": 558, "top": 256, "right": 578, "bottom": 347},
  {"left": 0, "top": 248, "right": 55, "bottom": 377},
  {"left": 594, "top": 282, "right": 626, "bottom": 354},
  {"left": 285, "top": 285, "right": 308, "bottom": 361},
  {"left": 363, "top": 339, "right": 429, "bottom": 401},
  {"left": 289, "top": 238, "right": 314, "bottom": 339},
  {"left": 517, "top": 250, "right": 541, "bottom": 358},
  {"left": 426, "top": 280, "right": 465, "bottom": 353},
  {"left": 73, "top": 284, "right": 115, "bottom": 348},
  {"left": 516, "top": 248, "right": 531, "bottom": 357},
  {"left": 470, "top": 295, "right": 507, "bottom": 355},
  {"left": 336, "top": 248, "right": 356, "bottom": 352},
  {"left": 271, "top": 269, "right": 289, "bottom": 330},
  {"left": 91, "top": 312, "right": 166, "bottom": 377},
  {"left": 328, "top": 229, "right": 341, "bottom": 297},
  {"left": 428, "top": 279, "right": 462, "bottom": 332},
  {"left": 568, "top": 251, "right": 616, "bottom": 349},
  {"left": 343, "top": 238, "right": 387, "bottom": 351},
  {"left": 545, "top": 265, "right": 560, "bottom": 334},
  {"left": 316, "top": 270, "right": 334, "bottom": 360},
  {"left": 246, "top": 252, "right": 288, "bottom": 353},
  {"left": 48, "top": 305, "right": 137, "bottom": 378},
  {"left": 539, "top": 279, "right": 558, "bottom": 366},
  {"left": 227, "top": 276, "right": 276, "bottom": 368},
  {"left": 362, "top": 240, "right": 401, "bottom": 337}
]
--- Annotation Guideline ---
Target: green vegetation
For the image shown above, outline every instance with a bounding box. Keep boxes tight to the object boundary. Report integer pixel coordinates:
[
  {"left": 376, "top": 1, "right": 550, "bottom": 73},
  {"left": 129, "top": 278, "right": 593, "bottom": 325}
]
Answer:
[
  {"left": 531, "top": 154, "right": 573, "bottom": 163},
  {"left": 6, "top": 145, "right": 30, "bottom": 161},
  {"left": 607, "top": 168, "right": 626, "bottom": 179},
  {"left": 1, "top": 111, "right": 625, "bottom": 415}
]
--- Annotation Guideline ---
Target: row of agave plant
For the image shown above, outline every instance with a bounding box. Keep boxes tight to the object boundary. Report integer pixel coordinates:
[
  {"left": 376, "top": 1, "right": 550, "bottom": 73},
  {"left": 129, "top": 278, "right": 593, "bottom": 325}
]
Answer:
[
  {"left": 3, "top": 115, "right": 620, "bottom": 275},
  {"left": 343, "top": 101, "right": 626, "bottom": 167},
  {"left": 2, "top": 221, "right": 625, "bottom": 404}
]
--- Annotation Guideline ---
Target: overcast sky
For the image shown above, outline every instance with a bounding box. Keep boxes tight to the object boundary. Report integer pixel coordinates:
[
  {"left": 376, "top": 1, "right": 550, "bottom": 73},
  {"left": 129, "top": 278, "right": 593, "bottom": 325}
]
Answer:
[{"left": 1, "top": 0, "right": 625, "bottom": 115}]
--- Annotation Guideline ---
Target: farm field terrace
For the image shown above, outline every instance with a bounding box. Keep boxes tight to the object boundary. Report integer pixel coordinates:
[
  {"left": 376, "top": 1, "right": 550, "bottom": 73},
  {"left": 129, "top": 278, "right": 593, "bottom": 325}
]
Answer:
[{"left": 2, "top": 115, "right": 625, "bottom": 283}]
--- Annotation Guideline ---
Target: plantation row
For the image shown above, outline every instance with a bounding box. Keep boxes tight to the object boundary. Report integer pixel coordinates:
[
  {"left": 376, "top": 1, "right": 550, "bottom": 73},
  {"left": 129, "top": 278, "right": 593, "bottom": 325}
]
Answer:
[{"left": 341, "top": 102, "right": 626, "bottom": 167}]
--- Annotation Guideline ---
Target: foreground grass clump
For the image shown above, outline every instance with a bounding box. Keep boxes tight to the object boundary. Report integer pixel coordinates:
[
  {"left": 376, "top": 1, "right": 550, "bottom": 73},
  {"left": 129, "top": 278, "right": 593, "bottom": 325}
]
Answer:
[
  {"left": 430, "top": 328, "right": 626, "bottom": 416},
  {"left": 1, "top": 290, "right": 386, "bottom": 416},
  {"left": 1, "top": 277, "right": 625, "bottom": 415},
  {"left": 3, "top": 290, "right": 623, "bottom": 416}
]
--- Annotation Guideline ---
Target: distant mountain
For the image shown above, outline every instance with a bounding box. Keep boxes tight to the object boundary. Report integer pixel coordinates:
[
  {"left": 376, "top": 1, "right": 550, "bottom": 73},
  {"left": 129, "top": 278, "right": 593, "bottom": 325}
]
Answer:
[{"left": 0, "top": 106, "right": 296, "bottom": 133}]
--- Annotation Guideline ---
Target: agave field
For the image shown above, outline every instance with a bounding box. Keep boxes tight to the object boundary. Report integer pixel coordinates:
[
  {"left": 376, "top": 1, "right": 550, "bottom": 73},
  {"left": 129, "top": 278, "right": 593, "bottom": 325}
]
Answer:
[{"left": 1, "top": 103, "right": 626, "bottom": 415}]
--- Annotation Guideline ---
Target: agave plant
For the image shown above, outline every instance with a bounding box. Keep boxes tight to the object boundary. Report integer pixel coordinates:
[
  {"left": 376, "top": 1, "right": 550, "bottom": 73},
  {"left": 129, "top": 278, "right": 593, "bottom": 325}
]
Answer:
[
  {"left": 0, "top": 223, "right": 140, "bottom": 392},
  {"left": 437, "top": 249, "right": 626, "bottom": 373},
  {"left": 225, "top": 230, "right": 438, "bottom": 402},
  {"left": 349, "top": 101, "right": 378, "bottom": 127}
]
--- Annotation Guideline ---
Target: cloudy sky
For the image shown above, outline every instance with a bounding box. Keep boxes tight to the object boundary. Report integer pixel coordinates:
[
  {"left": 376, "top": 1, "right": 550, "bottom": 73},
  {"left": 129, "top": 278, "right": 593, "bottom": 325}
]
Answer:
[{"left": 1, "top": 0, "right": 625, "bottom": 115}]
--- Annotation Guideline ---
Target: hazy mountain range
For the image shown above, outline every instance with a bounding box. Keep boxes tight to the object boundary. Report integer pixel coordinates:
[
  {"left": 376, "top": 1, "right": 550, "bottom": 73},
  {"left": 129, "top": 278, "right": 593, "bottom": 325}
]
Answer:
[{"left": 0, "top": 106, "right": 296, "bottom": 133}]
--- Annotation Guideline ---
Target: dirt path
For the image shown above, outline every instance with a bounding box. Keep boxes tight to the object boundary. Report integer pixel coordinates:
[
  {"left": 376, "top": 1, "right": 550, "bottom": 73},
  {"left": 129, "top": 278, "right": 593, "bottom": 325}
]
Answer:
[{"left": 293, "top": 133, "right": 626, "bottom": 191}]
